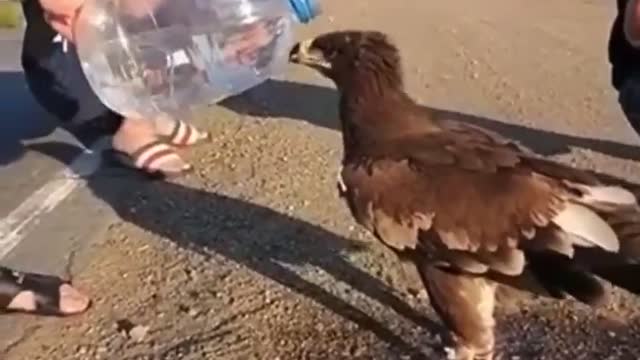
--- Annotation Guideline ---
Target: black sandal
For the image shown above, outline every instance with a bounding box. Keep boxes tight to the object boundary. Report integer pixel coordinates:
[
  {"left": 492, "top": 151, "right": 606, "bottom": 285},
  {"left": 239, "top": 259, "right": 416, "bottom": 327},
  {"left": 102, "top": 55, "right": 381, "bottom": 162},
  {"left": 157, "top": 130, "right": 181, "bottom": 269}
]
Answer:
[{"left": 0, "top": 267, "right": 90, "bottom": 317}]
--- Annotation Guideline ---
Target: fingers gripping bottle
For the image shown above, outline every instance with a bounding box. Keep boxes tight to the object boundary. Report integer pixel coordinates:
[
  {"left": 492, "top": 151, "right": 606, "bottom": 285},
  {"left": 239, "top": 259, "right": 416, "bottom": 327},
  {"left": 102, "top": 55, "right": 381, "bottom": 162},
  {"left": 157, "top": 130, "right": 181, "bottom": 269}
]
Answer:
[{"left": 74, "top": 0, "right": 320, "bottom": 121}]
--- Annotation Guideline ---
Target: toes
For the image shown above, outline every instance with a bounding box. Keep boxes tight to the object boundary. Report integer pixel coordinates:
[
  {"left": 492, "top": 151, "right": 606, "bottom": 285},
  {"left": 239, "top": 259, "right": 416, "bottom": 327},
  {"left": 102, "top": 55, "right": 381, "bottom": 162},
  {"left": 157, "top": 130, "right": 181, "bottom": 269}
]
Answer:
[
  {"left": 144, "top": 148, "right": 192, "bottom": 174},
  {"left": 58, "top": 284, "right": 90, "bottom": 315}
]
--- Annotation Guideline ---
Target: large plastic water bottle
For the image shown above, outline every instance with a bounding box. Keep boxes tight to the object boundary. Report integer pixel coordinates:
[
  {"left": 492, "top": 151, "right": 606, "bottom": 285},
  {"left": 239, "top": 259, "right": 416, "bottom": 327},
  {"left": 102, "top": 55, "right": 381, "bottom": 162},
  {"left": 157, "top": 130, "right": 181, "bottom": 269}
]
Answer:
[{"left": 73, "top": 0, "right": 319, "bottom": 121}]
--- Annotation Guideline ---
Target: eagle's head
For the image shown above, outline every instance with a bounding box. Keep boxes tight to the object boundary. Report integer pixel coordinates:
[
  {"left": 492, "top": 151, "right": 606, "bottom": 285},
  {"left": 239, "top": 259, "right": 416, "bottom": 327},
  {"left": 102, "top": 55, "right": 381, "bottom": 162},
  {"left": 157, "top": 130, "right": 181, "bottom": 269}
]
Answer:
[{"left": 289, "top": 30, "right": 403, "bottom": 91}]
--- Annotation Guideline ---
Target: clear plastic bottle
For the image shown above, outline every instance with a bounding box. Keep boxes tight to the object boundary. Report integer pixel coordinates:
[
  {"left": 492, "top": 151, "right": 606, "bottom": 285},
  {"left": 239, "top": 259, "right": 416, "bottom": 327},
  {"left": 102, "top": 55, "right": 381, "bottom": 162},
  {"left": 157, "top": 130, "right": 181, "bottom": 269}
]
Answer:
[{"left": 73, "top": 0, "right": 319, "bottom": 121}]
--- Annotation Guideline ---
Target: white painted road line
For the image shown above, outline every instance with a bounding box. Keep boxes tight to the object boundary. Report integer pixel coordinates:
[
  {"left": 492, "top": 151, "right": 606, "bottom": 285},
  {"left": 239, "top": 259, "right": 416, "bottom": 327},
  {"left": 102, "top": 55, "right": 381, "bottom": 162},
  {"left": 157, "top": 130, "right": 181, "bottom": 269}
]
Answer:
[{"left": 0, "top": 140, "right": 106, "bottom": 261}]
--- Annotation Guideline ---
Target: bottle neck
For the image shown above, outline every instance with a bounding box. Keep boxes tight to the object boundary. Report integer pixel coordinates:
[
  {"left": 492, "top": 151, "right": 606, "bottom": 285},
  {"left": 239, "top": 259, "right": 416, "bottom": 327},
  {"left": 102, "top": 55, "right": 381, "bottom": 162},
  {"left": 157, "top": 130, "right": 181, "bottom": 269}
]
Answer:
[{"left": 288, "top": 0, "right": 320, "bottom": 23}]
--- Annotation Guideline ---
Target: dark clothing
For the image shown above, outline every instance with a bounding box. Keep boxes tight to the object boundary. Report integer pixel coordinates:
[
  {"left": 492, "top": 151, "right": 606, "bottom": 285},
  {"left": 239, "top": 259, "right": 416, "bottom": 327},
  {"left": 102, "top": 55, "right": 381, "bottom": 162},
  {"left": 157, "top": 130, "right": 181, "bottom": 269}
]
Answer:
[
  {"left": 609, "top": 0, "right": 640, "bottom": 135},
  {"left": 617, "top": 73, "right": 640, "bottom": 134},
  {"left": 20, "top": 0, "right": 122, "bottom": 144},
  {"left": 608, "top": 0, "right": 640, "bottom": 90}
]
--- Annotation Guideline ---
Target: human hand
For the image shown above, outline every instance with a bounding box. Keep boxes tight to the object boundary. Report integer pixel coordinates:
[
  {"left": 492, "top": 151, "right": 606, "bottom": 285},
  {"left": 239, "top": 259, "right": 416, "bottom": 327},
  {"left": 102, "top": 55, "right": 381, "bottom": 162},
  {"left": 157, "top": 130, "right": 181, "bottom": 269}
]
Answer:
[
  {"left": 39, "top": 0, "right": 85, "bottom": 42},
  {"left": 117, "top": 0, "right": 165, "bottom": 18},
  {"left": 41, "top": 0, "right": 165, "bottom": 43}
]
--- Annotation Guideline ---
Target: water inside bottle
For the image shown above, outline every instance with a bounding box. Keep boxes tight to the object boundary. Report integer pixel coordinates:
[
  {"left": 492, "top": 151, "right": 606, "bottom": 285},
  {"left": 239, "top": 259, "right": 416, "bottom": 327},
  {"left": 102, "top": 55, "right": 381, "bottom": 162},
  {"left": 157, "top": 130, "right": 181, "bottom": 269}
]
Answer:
[{"left": 79, "top": 15, "right": 291, "bottom": 119}]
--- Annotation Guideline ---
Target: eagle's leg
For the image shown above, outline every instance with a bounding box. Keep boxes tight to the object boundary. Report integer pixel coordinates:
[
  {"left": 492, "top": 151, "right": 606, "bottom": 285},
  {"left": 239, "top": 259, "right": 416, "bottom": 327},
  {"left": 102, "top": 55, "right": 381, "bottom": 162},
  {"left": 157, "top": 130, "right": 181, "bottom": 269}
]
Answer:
[
  {"left": 337, "top": 167, "right": 347, "bottom": 193},
  {"left": 417, "top": 264, "right": 497, "bottom": 360}
]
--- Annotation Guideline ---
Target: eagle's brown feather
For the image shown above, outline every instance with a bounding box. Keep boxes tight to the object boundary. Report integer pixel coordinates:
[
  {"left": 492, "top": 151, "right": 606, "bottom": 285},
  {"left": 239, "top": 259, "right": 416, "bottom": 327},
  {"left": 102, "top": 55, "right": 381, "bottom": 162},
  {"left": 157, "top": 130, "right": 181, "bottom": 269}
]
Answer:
[
  {"left": 290, "top": 30, "right": 640, "bottom": 359},
  {"left": 340, "top": 133, "right": 580, "bottom": 277}
]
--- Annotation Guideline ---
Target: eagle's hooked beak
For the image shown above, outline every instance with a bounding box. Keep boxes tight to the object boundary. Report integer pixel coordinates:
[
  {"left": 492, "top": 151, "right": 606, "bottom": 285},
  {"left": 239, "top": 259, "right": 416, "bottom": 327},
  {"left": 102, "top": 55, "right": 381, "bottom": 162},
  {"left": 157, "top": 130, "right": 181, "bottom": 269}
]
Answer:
[{"left": 289, "top": 39, "right": 331, "bottom": 69}]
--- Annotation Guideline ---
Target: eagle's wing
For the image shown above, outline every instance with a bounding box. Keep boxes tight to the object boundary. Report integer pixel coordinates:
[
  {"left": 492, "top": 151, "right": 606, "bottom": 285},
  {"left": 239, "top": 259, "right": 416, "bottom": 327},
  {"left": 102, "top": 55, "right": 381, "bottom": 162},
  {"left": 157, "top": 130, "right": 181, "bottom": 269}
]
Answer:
[{"left": 340, "top": 126, "right": 636, "bottom": 277}]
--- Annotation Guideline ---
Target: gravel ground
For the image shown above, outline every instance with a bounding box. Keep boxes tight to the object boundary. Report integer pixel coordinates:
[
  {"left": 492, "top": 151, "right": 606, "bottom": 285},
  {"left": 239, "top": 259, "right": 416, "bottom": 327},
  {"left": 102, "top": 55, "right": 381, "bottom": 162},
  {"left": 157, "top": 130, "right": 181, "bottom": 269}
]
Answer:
[{"left": 4, "top": 0, "right": 640, "bottom": 359}]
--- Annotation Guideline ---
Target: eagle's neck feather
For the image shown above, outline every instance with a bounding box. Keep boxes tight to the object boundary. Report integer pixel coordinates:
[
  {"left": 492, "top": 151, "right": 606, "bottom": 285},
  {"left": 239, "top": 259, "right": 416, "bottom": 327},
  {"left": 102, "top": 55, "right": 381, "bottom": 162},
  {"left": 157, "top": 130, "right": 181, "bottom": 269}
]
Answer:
[
  {"left": 338, "top": 87, "right": 426, "bottom": 162},
  {"left": 335, "top": 66, "right": 444, "bottom": 163}
]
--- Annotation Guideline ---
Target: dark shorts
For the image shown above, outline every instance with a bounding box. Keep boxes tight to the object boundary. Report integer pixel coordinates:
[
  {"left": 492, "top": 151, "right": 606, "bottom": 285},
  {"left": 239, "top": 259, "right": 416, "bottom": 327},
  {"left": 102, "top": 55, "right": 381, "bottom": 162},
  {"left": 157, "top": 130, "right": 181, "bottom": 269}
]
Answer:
[
  {"left": 618, "top": 72, "right": 640, "bottom": 135},
  {"left": 21, "top": 3, "right": 122, "bottom": 141}
]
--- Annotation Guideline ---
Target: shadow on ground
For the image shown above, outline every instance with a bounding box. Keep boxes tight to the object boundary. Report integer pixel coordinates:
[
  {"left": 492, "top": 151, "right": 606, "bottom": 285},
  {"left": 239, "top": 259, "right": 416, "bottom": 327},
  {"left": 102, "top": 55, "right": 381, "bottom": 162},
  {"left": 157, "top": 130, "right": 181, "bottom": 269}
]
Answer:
[
  {"left": 220, "top": 79, "right": 640, "bottom": 161},
  {"left": 7, "top": 75, "right": 640, "bottom": 166},
  {"left": 27, "top": 139, "right": 640, "bottom": 359},
  {"left": 0, "top": 71, "right": 58, "bottom": 166},
  {"left": 28, "top": 141, "right": 442, "bottom": 359},
  {"left": 496, "top": 310, "right": 640, "bottom": 359}
]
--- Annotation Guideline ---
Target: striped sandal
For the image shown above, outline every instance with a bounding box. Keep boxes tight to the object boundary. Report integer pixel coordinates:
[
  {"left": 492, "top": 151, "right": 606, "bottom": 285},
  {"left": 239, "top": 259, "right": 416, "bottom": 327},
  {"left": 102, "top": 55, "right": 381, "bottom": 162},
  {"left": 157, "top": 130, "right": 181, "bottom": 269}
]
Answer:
[
  {"left": 160, "top": 120, "right": 211, "bottom": 148},
  {"left": 104, "top": 140, "right": 193, "bottom": 179}
]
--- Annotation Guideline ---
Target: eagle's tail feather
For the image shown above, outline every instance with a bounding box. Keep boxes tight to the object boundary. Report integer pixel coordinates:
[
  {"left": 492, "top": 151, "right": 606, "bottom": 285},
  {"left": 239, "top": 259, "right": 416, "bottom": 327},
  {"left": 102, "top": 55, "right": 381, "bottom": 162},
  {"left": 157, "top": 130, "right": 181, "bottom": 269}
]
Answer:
[
  {"left": 526, "top": 251, "right": 607, "bottom": 306},
  {"left": 591, "top": 264, "right": 640, "bottom": 295}
]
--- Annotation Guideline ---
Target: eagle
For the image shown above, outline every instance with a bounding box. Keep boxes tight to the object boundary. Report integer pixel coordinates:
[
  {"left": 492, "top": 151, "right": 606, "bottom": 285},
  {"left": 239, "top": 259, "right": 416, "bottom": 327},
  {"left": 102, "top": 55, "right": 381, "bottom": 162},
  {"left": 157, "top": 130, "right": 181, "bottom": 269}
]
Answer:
[{"left": 289, "top": 30, "right": 640, "bottom": 360}]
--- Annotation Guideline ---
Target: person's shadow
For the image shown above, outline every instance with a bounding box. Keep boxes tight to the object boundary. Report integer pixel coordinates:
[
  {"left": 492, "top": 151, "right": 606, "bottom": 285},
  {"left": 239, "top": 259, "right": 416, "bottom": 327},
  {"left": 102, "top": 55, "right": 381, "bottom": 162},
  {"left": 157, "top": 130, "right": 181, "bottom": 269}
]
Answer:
[
  {"left": 0, "top": 71, "right": 59, "bottom": 166},
  {"left": 219, "top": 79, "right": 640, "bottom": 162}
]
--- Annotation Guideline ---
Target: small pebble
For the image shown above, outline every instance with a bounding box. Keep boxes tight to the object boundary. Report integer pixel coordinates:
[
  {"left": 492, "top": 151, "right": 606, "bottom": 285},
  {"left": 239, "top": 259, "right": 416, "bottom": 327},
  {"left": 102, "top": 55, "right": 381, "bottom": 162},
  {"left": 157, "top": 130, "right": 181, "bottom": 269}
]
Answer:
[
  {"left": 129, "top": 325, "right": 150, "bottom": 342},
  {"left": 77, "top": 346, "right": 87, "bottom": 355}
]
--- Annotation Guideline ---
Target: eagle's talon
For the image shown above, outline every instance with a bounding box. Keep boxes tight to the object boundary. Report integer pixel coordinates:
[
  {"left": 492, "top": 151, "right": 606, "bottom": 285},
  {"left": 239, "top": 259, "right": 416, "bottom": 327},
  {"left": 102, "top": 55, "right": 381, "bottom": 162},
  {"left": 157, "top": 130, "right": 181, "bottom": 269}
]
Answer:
[
  {"left": 444, "top": 345, "right": 494, "bottom": 360},
  {"left": 444, "top": 346, "right": 457, "bottom": 360},
  {"left": 337, "top": 169, "right": 347, "bottom": 194}
]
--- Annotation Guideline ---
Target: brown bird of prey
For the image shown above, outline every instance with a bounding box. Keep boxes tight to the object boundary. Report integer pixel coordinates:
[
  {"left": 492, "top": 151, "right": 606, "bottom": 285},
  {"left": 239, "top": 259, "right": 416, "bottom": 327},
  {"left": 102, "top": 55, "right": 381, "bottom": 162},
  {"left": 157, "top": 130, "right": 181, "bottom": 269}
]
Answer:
[{"left": 289, "top": 30, "right": 640, "bottom": 360}]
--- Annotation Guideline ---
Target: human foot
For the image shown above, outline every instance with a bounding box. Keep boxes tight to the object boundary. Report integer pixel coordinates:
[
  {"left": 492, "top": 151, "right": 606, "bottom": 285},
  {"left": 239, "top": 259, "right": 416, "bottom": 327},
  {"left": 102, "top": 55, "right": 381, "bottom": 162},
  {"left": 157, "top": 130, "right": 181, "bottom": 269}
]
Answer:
[
  {"left": 154, "top": 115, "right": 211, "bottom": 147},
  {"left": 1, "top": 268, "right": 90, "bottom": 316},
  {"left": 109, "top": 117, "right": 193, "bottom": 178}
]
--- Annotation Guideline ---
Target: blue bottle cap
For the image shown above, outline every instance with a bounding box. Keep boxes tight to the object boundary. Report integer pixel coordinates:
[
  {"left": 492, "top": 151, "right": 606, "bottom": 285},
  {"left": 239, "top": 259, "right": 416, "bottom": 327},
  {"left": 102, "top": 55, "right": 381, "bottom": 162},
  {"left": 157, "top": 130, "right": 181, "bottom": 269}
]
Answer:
[{"left": 288, "top": 0, "right": 320, "bottom": 24}]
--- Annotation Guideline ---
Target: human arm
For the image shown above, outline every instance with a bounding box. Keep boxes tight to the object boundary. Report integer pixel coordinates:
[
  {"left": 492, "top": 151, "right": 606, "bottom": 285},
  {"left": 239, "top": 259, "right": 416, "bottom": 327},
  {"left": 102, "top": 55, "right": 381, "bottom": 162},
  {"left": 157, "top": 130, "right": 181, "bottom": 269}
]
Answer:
[{"left": 39, "top": 0, "right": 84, "bottom": 42}]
